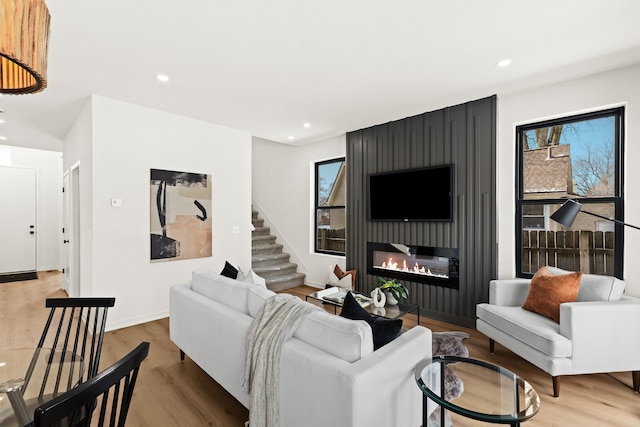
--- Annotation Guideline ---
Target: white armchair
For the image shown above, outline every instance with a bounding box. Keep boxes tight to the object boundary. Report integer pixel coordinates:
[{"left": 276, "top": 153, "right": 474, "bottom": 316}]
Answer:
[{"left": 476, "top": 267, "right": 640, "bottom": 397}]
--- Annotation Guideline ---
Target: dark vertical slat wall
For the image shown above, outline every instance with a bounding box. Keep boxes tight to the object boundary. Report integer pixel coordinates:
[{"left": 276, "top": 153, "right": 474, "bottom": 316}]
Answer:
[{"left": 346, "top": 95, "right": 497, "bottom": 328}]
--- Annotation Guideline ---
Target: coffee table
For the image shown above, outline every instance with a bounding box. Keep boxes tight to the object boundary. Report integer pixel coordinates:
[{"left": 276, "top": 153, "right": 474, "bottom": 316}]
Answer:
[
  {"left": 415, "top": 355, "right": 540, "bottom": 427},
  {"left": 305, "top": 288, "right": 420, "bottom": 323}
]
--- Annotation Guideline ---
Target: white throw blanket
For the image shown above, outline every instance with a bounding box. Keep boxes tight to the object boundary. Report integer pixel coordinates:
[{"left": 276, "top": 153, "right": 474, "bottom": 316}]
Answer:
[{"left": 242, "top": 294, "right": 318, "bottom": 427}]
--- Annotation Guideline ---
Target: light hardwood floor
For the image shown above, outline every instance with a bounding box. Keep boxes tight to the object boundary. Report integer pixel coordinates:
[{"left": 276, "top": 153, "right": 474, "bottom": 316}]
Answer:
[{"left": 1, "top": 272, "right": 639, "bottom": 426}]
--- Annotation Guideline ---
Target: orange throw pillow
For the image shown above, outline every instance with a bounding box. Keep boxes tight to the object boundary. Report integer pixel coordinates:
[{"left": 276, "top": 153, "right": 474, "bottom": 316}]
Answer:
[
  {"left": 334, "top": 265, "right": 357, "bottom": 286},
  {"left": 522, "top": 266, "right": 582, "bottom": 323}
]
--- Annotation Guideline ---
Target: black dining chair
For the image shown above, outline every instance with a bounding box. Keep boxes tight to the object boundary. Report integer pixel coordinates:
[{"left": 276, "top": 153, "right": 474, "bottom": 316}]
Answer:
[
  {"left": 32, "top": 341, "right": 150, "bottom": 427},
  {"left": 22, "top": 297, "right": 116, "bottom": 404}
]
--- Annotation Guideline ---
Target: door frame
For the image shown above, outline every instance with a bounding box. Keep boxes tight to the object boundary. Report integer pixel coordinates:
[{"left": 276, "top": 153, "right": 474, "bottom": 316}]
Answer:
[{"left": 63, "top": 162, "right": 81, "bottom": 296}]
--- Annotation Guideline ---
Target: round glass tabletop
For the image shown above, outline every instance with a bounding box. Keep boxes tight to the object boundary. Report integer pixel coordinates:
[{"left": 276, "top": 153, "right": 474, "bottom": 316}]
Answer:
[{"left": 415, "top": 355, "right": 540, "bottom": 425}]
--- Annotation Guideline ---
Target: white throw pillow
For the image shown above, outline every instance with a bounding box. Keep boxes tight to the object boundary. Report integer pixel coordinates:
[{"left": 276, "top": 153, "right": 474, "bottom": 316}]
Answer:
[
  {"left": 334, "top": 274, "right": 352, "bottom": 289},
  {"left": 241, "top": 269, "right": 267, "bottom": 288},
  {"left": 327, "top": 265, "right": 352, "bottom": 290},
  {"left": 327, "top": 264, "right": 341, "bottom": 284}
]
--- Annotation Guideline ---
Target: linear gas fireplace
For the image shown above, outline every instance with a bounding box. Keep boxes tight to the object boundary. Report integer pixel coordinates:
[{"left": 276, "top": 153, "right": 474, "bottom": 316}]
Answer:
[{"left": 367, "top": 242, "right": 459, "bottom": 289}]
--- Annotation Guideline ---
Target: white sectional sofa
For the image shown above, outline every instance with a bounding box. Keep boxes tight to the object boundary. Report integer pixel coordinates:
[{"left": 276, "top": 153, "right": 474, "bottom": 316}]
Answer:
[
  {"left": 170, "top": 268, "right": 432, "bottom": 427},
  {"left": 477, "top": 266, "right": 640, "bottom": 397}
]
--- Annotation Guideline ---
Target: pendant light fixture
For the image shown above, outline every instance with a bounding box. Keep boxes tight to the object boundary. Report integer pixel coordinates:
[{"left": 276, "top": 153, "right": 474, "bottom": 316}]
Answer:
[{"left": 0, "top": 0, "right": 51, "bottom": 94}]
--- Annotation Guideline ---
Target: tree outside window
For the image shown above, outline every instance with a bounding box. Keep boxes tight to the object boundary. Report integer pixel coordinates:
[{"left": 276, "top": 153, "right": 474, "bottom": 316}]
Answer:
[
  {"left": 516, "top": 108, "right": 624, "bottom": 277},
  {"left": 315, "top": 158, "right": 346, "bottom": 255}
]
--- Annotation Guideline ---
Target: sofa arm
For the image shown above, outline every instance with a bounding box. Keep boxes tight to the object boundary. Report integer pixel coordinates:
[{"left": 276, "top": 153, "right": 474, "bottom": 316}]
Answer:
[
  {"left": 560, "top": 300, "right": 640, "bottom": 372},
  {"left": 279, "top": 325, "right": 431, "bottom": 427},
  {"left": 489, "top": 279, "right": 531, "bottom": 306},
  {"left": 341, "top": 326, "right": 432, "bottom": 427}
]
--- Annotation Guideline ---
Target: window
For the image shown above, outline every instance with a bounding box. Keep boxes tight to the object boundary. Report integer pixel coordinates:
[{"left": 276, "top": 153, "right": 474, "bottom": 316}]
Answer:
[
  {"left": 315, "top": 158, "right": 346, "bottom": 255},
  {"left": 516, "top": 107, "right": 624, "bottom": 278},
  {"left": 522, "top": 204, "right": 545, "bottom": 230}
]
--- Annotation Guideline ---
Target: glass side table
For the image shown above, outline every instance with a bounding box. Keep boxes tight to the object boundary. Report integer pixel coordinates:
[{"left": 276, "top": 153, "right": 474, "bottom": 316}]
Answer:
[
  {"left": 0, "top": 348, "right": 84, "bottom": 427},
  {"left": 415, "top": 355, "right": 540, "bottom": 426}
]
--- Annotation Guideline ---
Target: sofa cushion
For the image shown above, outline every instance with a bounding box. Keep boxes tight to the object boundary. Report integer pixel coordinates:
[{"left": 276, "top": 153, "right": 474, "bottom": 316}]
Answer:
[
  {"left": 339, "top": 291, "right": 402, "bottom": 350},
  {"left": 247, "top": 287, "right": 374, "bottom": 361},
  {"left": 546, "top": 266, "right": 625, "bottom": 302},
  {"left": 522, "top": 267, "right": 581, "bottom": 323},
  {"left": 247, "top": 283, "right": 275, "bottom": 317},
  {"left": 191, "top": 268, "right": 251, "bottom": 314},
  {"left": 294, "top": 310, "right": 374, "bottom": 362},
  {"left": 477, "top": 303, "right": 572, "bottom": 357}
]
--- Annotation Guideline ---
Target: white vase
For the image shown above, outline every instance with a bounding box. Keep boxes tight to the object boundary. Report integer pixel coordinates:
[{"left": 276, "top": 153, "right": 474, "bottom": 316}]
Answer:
[
  {"left": 384, "top": 290, "right": 398, "bottom": 306},
  {"left": 370, "top": 288, "right": 386, "bottom": 307}
]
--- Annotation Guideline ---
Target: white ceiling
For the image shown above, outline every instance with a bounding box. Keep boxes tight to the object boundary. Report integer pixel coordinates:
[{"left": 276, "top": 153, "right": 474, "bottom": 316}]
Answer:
[{"left": 2, "top": 0, "right": 640, "bottom": 152}]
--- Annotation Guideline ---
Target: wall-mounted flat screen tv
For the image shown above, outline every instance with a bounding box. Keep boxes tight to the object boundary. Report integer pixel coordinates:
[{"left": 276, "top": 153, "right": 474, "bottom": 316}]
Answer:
[{"left": 367, "top": 164, "right": 455, "bottom": 222}]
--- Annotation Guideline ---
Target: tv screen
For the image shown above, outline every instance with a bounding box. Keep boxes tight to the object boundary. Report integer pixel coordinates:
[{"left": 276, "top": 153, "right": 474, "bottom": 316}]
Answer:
[{"left": 367, "top": 165, "right": 454, "bottom": 222}]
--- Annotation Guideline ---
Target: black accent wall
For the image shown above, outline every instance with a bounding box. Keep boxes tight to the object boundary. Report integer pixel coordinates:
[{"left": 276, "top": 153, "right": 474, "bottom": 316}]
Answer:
[{"left": 346, "top": 95, "right": 497, "bottom": 328}]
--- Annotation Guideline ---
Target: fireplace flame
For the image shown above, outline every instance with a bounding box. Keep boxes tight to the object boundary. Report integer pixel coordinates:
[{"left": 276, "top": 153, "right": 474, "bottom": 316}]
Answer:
[{"left": 378, "top": 257, "right": 448, "bottom": 279}]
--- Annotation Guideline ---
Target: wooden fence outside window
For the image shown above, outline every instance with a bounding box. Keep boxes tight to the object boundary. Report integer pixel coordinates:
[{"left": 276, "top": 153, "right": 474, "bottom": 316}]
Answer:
[
  {"left": 317, "top": 228, "right": 346, "bottom": 253},
  {"left": 522, "top": 230, "right": 614, "bottom": 275}
]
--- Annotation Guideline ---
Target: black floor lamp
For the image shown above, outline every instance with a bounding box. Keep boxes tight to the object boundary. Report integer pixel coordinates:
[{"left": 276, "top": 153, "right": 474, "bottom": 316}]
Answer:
[{"left": 550, "top": 199, "right": 640, "bottom": 230}]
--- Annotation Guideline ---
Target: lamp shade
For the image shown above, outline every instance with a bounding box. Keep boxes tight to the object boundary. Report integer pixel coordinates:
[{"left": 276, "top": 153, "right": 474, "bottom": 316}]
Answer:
[
  {"left": 0, "top": 0, "right": 51, "bottom": 94},
  {"left": 550, "top": 199, "right": 582, "bottom": 227}
]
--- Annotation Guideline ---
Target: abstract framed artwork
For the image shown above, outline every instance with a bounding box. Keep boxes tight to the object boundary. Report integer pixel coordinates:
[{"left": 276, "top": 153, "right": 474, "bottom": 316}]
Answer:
[{"left": 150, "top": 169, "right": 212, "bottom": 262}]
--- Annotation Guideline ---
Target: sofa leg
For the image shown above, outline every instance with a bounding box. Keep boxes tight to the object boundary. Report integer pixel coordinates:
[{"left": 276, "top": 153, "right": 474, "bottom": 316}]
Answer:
[
  {"left": 633, "top": 371, "right": 640, "bottom": 393},
  {"left": 180, "top": 349, "right": 185, "bottom": 361},
  {"left": 489, "top": 338, "right": 495, "bottom": 354},
  {"left": 552, "top": 376, "right": 560, "bottom": 397}
]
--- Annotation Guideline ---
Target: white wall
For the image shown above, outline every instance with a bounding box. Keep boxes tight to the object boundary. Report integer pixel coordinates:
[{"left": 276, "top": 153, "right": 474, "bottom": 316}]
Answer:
[
  {"left": 252, "top": 135, "right": 346, "bottom": 287},
  {"left": 64, "top": 95, "right": 252, "bottom": 330},
  {"left": 497, "top": 63, "right": 640, "bottom": 296},
  {"left": 63, "top": 100, "right": 95, "bottom": 289},
  {"left": 1, "top": 146, "right": 63, "bottom": 271}
]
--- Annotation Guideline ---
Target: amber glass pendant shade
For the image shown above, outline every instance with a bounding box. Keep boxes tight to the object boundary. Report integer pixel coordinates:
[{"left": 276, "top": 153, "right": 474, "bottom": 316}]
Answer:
[{"left": 0, "top": 0, "right": 50, "bottom": 94}]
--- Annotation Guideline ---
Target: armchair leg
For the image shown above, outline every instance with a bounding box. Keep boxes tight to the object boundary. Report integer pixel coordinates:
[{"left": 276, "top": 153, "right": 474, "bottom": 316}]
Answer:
[
  {"left": 633, "top": 371, "right": 640, "bottom": 393},
  {"left": 552, "top": 376, "right": 560, "bottom": 397},
  {"left": 489, "top": 338, "right": 495, "bottom": 354},
  {"left": 180, "top": 349, "right": 185, "bottom": 361}
]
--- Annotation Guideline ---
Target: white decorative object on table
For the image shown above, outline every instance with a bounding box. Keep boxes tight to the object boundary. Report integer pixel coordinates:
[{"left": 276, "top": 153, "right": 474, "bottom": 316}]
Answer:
[
  {"left": 375, "top": 277, "right": 409, "bottom": 306},
  {"left": 371, "top": 306, "right": 387, "bottom": 316},
  {"left": 370, "top": 288, "right": 386, "bottom": 307},
  {"left": 384, "top": 291, "right": 399, "bottom": 306}
]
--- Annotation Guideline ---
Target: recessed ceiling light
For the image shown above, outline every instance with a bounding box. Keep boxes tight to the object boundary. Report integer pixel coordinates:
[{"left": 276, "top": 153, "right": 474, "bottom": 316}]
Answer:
[
  {"left": 496, "top": 59, "right": 512, "bottom": 67},
  {"left": 0, "top": 119, "right": 5, "bottom": 124},
  {"left": 0, "top": 136, "right": 7, "bottom": 140},
  {"left": 156, "top": 73, "right": 170, "bottom": 83},
  {"left": 303, "top": 123, "right": 311, "bottom": 128},
  {"left": 288, "top": 136, "right": 295, "bottom": 141}
]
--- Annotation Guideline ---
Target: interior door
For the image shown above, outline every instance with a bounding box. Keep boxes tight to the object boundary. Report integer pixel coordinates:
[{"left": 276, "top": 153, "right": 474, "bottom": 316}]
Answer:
[{"left": 0, "top": 166, "right": 37, "bottom": 274}]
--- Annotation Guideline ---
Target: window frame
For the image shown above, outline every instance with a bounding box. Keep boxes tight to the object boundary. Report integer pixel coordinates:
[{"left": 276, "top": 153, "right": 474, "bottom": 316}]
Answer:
[
  {"left": 515, "top": 107, "right": 625, "bottom": 279},
  {"left": 314, "top": 157, "right": 346, "bottom": 256}
]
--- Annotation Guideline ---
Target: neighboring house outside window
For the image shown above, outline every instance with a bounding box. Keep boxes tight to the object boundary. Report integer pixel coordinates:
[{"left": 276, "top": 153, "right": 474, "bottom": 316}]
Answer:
[
  {"left": 516, "top": 107, "right": 624, "bottom": 278},
  {"left": 315, "top": 158, "right": 346, "bottom": 255}
]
